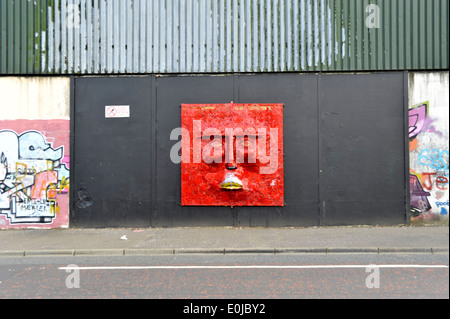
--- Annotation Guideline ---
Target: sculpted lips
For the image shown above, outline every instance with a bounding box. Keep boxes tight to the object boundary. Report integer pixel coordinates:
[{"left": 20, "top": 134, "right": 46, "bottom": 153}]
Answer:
[{"left": 220, "top": 174, "right": 243, "bottom": 190}]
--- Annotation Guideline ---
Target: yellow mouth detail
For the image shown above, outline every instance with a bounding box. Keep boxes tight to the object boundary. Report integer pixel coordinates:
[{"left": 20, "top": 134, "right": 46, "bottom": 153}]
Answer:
[{"left": 220, "top": 182, "right": 243, "bottom": 190}]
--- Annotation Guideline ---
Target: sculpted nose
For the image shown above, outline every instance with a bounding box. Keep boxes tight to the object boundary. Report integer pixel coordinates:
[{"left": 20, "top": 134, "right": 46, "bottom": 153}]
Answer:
[{"left": 226, "top": 159, "right": 237, "bottom": 170}]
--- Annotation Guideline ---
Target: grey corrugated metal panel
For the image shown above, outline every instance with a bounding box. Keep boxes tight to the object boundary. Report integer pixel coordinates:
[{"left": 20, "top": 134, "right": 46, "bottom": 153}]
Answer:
[{"left": 0, "top": 0, "right": 448, "bottom": 74}]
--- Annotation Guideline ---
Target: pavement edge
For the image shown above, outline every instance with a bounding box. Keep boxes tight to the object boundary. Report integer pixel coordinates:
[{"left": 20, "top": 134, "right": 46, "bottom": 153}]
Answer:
[{"left": 0, "top": 247, "right": 448, "bottom": 258}]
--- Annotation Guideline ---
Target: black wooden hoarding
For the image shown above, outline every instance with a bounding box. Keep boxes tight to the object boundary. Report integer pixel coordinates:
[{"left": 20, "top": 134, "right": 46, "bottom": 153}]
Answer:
[{"left": 72, "top": 73, "right": 408, "bottom": 228}]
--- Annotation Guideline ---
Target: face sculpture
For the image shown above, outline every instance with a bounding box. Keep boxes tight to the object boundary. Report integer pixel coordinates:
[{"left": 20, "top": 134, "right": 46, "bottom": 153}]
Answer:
[{"left": 181, "top": 103, "right": 284, "bottom": 207}]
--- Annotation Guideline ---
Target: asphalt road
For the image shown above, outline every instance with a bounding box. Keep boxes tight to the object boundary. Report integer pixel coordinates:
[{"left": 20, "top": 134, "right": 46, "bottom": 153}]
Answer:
[{"left": 0, "top": 253, "right": 448, "bottom": 302}]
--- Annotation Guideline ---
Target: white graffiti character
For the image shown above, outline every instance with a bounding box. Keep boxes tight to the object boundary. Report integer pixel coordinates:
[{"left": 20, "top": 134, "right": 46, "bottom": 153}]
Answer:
[{"left": 0, "top": 130, "right": 68, "bottom": 225}]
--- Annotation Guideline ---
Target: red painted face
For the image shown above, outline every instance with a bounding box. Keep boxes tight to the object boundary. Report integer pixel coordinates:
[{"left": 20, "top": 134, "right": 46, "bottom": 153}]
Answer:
[{"left": 181, "top": 103, "right": 284, "bottom": 206}]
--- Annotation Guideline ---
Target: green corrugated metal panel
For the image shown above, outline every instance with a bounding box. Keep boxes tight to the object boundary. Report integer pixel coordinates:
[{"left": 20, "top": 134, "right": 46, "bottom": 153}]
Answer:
[
  {"left": 322, "top": 0, "right": 449, "bottom": 71},
  {"left": 0, "top": 0, "right": 49, "bottom": 74},
  {"left": 0, "top": 0, "right": 448, "bottom": 74}
]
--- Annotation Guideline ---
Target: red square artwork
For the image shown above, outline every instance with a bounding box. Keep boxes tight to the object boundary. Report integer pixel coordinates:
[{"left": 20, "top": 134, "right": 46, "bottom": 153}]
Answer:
[{"left": 181, "top": 103, "right": 284, "bottom": 206}]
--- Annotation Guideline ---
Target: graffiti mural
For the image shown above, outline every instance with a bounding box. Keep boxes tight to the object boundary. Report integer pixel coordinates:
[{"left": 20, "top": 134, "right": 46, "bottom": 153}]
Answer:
[
  {"left": 410, "top": 172, "right": 432, "bottom": 217},
  {"left": 409, "top": 102, "right": 428, "bottom": 140},
  {"left": 409, "top": 102, "right": 449, "bottom": 219},
  {"left": 0, "top": 121, "right": 70, "bottom": 228}
]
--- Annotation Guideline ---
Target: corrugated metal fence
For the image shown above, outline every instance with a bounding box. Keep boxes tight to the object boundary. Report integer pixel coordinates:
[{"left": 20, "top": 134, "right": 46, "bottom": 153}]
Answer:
[{"left": 0, "top": 0, "right": 448, "bottom": 74}]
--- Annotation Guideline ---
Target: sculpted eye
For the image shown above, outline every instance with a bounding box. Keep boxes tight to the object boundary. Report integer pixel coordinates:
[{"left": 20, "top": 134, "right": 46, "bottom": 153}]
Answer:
[
  {"left": 238, "top": 137, "right": 256, "bottom": 147},
  {"left": 211, "top": 139, "right": 223, "bottom": 146},
  {"left": 203, "top": 137, "right": 223, "bottom": 147}
]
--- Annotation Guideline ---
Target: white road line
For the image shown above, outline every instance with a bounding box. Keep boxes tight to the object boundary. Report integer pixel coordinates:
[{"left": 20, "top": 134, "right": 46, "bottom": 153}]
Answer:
[{"left": 59, "top": 265, "right": 450, "bottom": 271}]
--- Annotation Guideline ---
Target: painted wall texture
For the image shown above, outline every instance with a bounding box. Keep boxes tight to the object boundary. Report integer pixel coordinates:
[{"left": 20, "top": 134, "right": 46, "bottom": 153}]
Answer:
[
  {"left": 0, "top": 77, "right": 70, "bottom": 229},
  {"left": 409, "top": 72, "right": 449, "bottom": 223}
]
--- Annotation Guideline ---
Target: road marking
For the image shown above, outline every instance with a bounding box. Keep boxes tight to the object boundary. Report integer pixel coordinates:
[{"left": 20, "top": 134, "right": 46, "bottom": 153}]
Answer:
[{"left": 59, "top": 265, "right": 449, "bottom": 271}]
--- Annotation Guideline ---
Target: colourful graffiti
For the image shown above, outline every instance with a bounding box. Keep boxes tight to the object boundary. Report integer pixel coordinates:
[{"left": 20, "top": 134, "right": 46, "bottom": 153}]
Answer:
[
  {"left": 0, "top": 123, "right": 69, "bottom": 228},
  {"left": 417, "top": 149, "right": 449, "bottom": 170},
  {"left": 409, "top": 102, "right": 428, "bottom": 139},
  {"left": 409, "top": 102, "right": 449, "bottom": 219},
  {"left": 410, "top": 172, "right": 432, "bottom": 217}
]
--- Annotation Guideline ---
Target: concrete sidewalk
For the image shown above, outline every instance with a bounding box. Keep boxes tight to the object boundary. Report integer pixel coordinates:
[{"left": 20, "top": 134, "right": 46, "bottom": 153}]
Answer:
[{"left": 0, "top": 226, "right": 448, "bottom": 257}]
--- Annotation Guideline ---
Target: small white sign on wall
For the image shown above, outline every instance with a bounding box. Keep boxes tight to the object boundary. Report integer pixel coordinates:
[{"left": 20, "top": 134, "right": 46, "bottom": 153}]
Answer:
[{"left": 105, "top": 105, "right": 130, "bottom": 118}]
